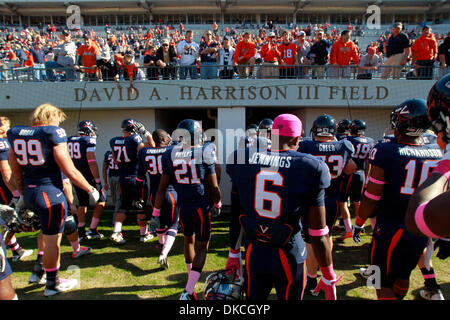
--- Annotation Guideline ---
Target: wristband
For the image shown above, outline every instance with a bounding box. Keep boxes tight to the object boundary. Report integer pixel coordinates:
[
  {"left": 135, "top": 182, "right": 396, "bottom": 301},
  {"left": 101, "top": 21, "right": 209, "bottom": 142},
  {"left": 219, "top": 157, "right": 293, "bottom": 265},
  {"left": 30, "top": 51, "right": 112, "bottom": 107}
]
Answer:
[
  {"left": 153, "top": 208, "right": 161, "bottom": 217},
  {"left": 355, "top": 216, "right": 365, "bottom": 227},
  {"left": 12, "top": 190, "right": 20, "bottom": 198},
  {"left": 432, "top": 159, "right": 450, "bottom": 180},
  {"left": 308, "top": 226, "right": 329, "bottom": 237},
  {"left": 414, "top": 201, "right": 441, "bottom": 239},
  {"left": 320, "top": 265, "right": 336, "bottom": 281},
  {"left": 214, "top": 201, "right": 222, "bottom": 209},
  {"left": 229, "top": 248, "right": 241, "bottom": 258},
  {"left": 364, "top": 190, "right": 381, "bottom": 201},
  {"left": 95, "top": 178, "right": 101, "bottom": 184},
  {"left": 144, "top": 131, "right": 151, "bottom": 138},
  {"left": 136, "top": 177, "right": 145, "bottom": 182},
  {"left": 88, "top": 159, "right": 97, "bottom": 163},
  {"left": 369, "top": 177, "right": 386, "bottom": 185}
]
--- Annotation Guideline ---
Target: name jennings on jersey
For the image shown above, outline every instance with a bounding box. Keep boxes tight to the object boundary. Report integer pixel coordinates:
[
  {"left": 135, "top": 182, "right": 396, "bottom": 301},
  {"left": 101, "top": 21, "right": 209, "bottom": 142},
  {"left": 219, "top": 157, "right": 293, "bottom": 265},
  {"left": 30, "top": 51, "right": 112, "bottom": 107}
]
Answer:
[{"left": 248, "top": 152, "right": 292, "bottom": 168}]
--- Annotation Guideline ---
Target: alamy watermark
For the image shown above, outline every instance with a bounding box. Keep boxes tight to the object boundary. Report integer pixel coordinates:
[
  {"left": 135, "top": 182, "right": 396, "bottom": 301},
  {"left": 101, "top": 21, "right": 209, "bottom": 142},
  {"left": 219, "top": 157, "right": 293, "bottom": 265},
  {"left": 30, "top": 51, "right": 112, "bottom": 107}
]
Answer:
[{"left": 366, "top": 5, "right": 381, "bottom": 30}]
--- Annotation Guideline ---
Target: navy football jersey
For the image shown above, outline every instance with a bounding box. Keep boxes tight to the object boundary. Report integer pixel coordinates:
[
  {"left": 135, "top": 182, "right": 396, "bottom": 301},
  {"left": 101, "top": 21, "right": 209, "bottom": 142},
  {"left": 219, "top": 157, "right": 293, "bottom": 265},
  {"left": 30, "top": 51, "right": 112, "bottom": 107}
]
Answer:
[
  {"left": 336, "top": 133, "right": 350, "bottom": 141},
  {"left": 104, "top": 150, "right": 119, "bottom": 177},
  {"left": 137, "top": 145, "right": 175, "bottom": 193},
  {"left": 369, "top": 141, "right": 442, "bottom": 225},
  {"left": 109, "top": 134, "right": 143, "bottom": 177},
  {"left": 345, "top": 135, "right": 374, "bottom": 171},
  {"left": 0, "top": 138, "right": 12, "bottom": 203},
  {"left": 161, "top": 144, "right": 216, "bottom": 205},
  {"left": 297, "top": 139, "right": 354, "bottom": 196},
  {"left": 67, "top": 135, "right": 97, "bottom": 180},
  {"left": 226, "top": 148, "right": 330, "bottom": 230},
  {"left": 381, "top": 132, "right": 438, "bottom": 146},
  {"left": 7, "top": 125, "right": 67, "bottom": 188}
]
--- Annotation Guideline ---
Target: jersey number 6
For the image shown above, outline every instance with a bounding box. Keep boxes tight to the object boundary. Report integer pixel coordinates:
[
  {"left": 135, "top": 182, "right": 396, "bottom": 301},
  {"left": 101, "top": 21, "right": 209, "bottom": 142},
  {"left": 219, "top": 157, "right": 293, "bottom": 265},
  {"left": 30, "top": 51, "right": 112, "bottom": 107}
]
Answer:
[{"left": 254, "top": 170, "right": 284, "bottom": 219}]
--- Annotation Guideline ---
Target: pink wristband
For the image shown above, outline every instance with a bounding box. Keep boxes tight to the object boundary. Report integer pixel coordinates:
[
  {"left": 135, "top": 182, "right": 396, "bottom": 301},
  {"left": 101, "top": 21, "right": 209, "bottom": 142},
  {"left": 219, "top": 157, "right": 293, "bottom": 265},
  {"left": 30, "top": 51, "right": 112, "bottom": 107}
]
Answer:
[
  {"left": 12, "top": 190, "right": 20, "bottom": 197},
  {"left": 320, "top": 265, "right": 336, "bottom": 281},
  {"left": 369, "top": 177, "right": 386, "bottom": 185},
  {"left": 215, "top": 201, "right": 222, "bottom": 209},
  {"left": 414, "top": 201, "right": 441, "bottom": 239},
  {"left": 95, "top": 178, "right": 101, "bottom": 184},
  {"left": 364, "top": 190, "right": 381, "bottom": 201},
  {"left": 153, "top": 208, "right": 161, "bottom": 217},
  {"left": 432, "top": 159, "right": 450, "bottom": 180},
  {"left": 308, "top": 226, "right": 329, "bottom": 237},
  {"left": 136, "top": 177, "right": 144, "bottom": 182},
  {"left": 88, "top": 159, "right": 97, "bottom": 163}
]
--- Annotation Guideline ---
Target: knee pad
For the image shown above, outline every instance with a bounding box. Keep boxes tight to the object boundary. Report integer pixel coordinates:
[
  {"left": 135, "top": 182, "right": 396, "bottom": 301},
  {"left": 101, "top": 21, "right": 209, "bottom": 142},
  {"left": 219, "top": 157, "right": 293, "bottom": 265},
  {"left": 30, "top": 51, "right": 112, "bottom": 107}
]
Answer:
[{"left": 64, "top": 215, "right": 77, "bottom": 235}]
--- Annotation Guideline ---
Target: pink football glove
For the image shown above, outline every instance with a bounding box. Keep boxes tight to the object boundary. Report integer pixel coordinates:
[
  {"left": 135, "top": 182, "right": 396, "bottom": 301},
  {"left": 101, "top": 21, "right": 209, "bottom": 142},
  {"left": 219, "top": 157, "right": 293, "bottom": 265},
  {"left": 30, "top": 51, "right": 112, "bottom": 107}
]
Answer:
[
  {"left": 313, "top": 265, "right": 344, "bottom": 300},
  {"left": 225, "top": 248, "right": 242, "bottom": 280}
]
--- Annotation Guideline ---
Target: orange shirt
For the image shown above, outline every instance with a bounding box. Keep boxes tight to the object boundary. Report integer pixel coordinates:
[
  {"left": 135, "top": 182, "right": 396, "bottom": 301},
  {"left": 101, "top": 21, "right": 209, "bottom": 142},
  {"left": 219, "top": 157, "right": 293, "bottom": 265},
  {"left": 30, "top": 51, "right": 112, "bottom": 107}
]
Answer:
[
  {"left": 234, "top": 40, "right": 256, "bottom": 63},
  {"left": 278, "top": 42, "right": 297, "bottom": 67},
  {"left": 412, "top": 34, "right": 438, "bottom": 61},
  {"left": 77, "top": 44, "right": 100, "bottom": 73},
  {"left": 260, "top": 43, "right": 281, "bottom": 62},
  {"left": 24, "top": 49, "right": 34, "bottom": 67},
  {"left": 329, "top": 38, "right": 360, "bottom": 66}
]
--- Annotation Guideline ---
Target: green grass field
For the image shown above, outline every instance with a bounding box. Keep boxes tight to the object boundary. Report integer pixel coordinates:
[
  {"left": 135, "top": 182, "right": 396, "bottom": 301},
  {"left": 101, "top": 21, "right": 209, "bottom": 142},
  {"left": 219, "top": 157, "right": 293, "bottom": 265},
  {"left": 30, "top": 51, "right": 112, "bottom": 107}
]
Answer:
[{"left": 7, "top": 208, "right": 450, "bottom": 300}]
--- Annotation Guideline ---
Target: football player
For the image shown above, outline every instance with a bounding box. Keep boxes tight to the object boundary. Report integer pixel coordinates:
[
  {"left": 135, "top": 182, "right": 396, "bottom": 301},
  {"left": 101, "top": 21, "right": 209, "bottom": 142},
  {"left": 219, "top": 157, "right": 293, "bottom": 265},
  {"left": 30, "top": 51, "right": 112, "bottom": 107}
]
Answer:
[
  {"left": 8, "top": 103, "right": 99, "bottom": 296},
  {"left": 109, "top": 118, "right": 155, "bottom": 244},
  {"left": 137, "top": 129, "right": 179, "bottom": 269},
  {"left": 0, "top": 232, "right": 17, "bottom": 299},
  {"left": 0, "top": 116, "right": 33, "bottom": 262},
  {"left": 153, "top": 119, "right": 221, "bottom": 300},
  {"left": 339, "top": 119, "right": 374, "bottom": 241},
  {"left": 68, "top": 121, "right": 106, "bottom": 241},
  {"left": 252, "top": 118, "right": 273, "bottom": 152},
  {"left": 298, "top": 114, "right": 356, "bottom": 294},
  {"left": 353, "top": 99, "right": 442, "bottom": 300},
  {"left": 102, "top": 149, "right": 120, "bottom": 224},
  {"left": 227, "top": 114, "right": 342, "bottom": 300}
]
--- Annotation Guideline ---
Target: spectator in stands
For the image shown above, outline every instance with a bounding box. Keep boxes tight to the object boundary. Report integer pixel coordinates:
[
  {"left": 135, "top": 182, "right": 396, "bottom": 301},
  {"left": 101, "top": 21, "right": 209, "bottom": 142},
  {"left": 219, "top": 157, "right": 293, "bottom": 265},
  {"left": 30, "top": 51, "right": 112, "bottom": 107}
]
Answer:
[
  {"left": 381, "top": 22, "right": 410, "bottom": 80},
  {"left": 212, "top": 22, "right": 219, "bottom": 36},
  {"left": 177, "top": 30, "right": 199, "bottom": 80},
  {"left": 97, "top": 50, "right": 120, "bottom": 87},
  {"left": 218, "top": 36, "right": 235, "bottom": 79},
  {"left": 45, "top": 30, "right": 76, "bottom": 81},
  {"left": 97, "top": 38, "right": 110, "bottom": 60},
  {"left": 30, "top": 41, "right": 46, "bottom": 81},
  {"left": 438, "top": 31, "right": 450, "bottom": 76},
  {"left": 357, "top": 47, "right": 381, "bottom": 79},
  {"left": 411, "top": 26, "right": 438, "bottom": 79},
  {"left": 143, "top": 44, "right": 159, "bottom": 80},
  {"left": 329, "top": 29, "right": 359, "bottom": 79},
  {"left": 199, "top": 30, "right": 219, "bottom": 79},
  {"left": 309, "top": 30, "right": 330, "bottom": 79},
  {"left": 234, "top": 32, "right": 256, "bottom": 79},
  {"left": 278, "top": 29, "right": 298, "bottom": 79},
  {"left": 260, "top": 32, "right": 281, "bottom": 79},
  {"left": 156, "top": 38, "right": 178, "bottom": 80},
  {"left": 295, "top": 31, "right": 311, "bottom": 78},
  {"left": 75, "top": 34, "right": 100, "bottom": 81}
]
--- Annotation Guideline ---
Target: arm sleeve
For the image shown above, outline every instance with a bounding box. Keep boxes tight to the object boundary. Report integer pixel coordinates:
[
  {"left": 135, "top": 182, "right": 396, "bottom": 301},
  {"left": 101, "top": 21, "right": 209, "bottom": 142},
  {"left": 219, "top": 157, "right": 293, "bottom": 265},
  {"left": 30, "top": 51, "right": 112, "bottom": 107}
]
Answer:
[
  {"left": 368, "top": 143, "right": 386, "bottom": 168},
  {"left": 47, "top": 126, "right": 68, "bottom": 146}
]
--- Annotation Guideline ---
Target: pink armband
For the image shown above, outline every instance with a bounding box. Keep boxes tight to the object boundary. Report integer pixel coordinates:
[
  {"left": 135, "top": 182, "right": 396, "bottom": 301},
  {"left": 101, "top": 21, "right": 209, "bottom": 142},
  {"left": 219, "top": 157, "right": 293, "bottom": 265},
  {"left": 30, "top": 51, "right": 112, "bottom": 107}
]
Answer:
[
  {"left": 214, "top": 201, "right": 222, "bottom": 209},
  {"left": 88, "top": 159, "right": 97, "bottom": 163},
  {"left": 12, "top": 190, "right": 20, "bottom": 198},
  {"left": 136, "top": 177, "right": 144, "bottom": 182},
  {"left": 369, "top": 177, "right": 386, "bottom": 185},
  {"left": 95, "top": 178, "right": 101, "bottom": 184},
  {"left": 432, "top": 159, "right": 450, "bottom": 180},
  {"left": 308, "top": 226, "right": 329, "bottom": 237},
  {"left": 320, "top": 264, "right": 336, "bottom": 281},
  {"left": 152, "top": 208, "right": 161, "bottom": 217},
  {"left": 364, "top": 190, "right": 381, "bottom": 201},
  {"left": 414, "top": 201, "right": 442, "bottom": 239}
]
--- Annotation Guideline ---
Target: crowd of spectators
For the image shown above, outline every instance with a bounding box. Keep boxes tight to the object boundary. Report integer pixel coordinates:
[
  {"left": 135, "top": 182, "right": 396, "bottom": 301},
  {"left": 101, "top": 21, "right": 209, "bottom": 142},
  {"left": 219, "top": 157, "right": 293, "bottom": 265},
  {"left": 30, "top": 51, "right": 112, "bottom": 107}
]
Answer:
[{"left": 0, "top": 20, "right": 449, "bottom": 84}]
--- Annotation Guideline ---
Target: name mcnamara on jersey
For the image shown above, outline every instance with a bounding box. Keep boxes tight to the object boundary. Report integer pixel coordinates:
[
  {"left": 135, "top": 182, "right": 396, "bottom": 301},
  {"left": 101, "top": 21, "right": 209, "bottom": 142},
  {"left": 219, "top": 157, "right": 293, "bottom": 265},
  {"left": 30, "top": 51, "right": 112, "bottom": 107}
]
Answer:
[{"left": 249, "top": 152, "right": 291, "bottom": 168}]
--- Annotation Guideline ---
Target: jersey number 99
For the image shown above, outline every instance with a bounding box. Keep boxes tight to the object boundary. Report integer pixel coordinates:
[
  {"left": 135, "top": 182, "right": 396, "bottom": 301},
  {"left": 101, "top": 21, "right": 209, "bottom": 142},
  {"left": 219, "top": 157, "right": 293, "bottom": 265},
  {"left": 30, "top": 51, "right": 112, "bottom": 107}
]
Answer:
[{"left": 13, "top": 139, "right": 45, "bottom": 166}]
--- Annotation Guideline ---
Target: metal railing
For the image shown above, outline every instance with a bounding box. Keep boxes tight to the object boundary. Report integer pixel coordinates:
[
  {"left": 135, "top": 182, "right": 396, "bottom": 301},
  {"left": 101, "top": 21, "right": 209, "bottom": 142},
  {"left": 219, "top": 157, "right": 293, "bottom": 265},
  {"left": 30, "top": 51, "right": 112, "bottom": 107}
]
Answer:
[{"left": 0, "top": 63, "right": 448, "bottom": 82}]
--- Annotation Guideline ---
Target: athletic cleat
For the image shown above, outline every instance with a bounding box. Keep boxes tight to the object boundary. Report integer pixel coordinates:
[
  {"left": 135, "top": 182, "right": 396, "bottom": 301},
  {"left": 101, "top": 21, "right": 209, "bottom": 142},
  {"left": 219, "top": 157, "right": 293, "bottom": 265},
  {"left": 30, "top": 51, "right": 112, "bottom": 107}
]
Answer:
[
  {"left": 359, "top": 267, "right": 371, "bottom": 279},
  {"left": 158, "top": 254, "right": 169, "bottom": 269},
  {"left": 44, "top": 278, "right": 78, "bottom": 297},
  {"left": 12, "top": 248, "right": 33, "bottom": 262},
  {"left": 72, "top": 247, "right": 91, "bottom": 259},
  {"left": 337, "top": 232, "right": 353, "bottom": 242},
  {"left": 420, "top": 287, "right": 445, "bottom": 300},
  {"left": 140, "top": 233, "right": 154, "bottom": 243},
  {"left": 29, "top": 272, "right": 46, "bottom": 285},
  {"left": 179, "top": 290, "right": 197, "bottom": 300},
  {"left": 110, "top": 232, "right": 126, "bottom": 244},
  {"left": 86, "top": 228, "right": 104, "bottom": 240},
  {"left": 335, "top": 219, "right": 345, "bottom": 230}
]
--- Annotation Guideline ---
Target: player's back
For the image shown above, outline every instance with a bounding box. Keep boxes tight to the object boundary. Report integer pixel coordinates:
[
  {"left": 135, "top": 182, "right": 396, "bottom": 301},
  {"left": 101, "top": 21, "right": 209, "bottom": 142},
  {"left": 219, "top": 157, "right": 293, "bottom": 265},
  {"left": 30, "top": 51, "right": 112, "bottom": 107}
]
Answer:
[
  {"left": 67, "top": 135, "right": 96, "bottom": 179},
  {"left": 297, "top": 139, "right": 354, "bottom": 196},
  {"left": 335, "top": 133, "right": 350, "bottom": 141},
  {"left": 138, "top": 145, "right": 175, "bottom": 193},
  {"left": 110, "top": 134, "right": 142, "bottom": 177},
  {"left": 345, "top": 135, "right": 374, "bottom": 171},
  {"left": 226, "top": 148, "right": 330, "bottom": 225},
  {"left": 161, "top": 144, "right": 216, "bottom": 205},
  {"left": 7, "top": 125, "right": 66, "bottom": 188},
  {"left": 370, "top": 140, "right": 443, "bottom": 225},
  {"left": 104, "top": 150, "right": 119, "bottom": 177}
]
